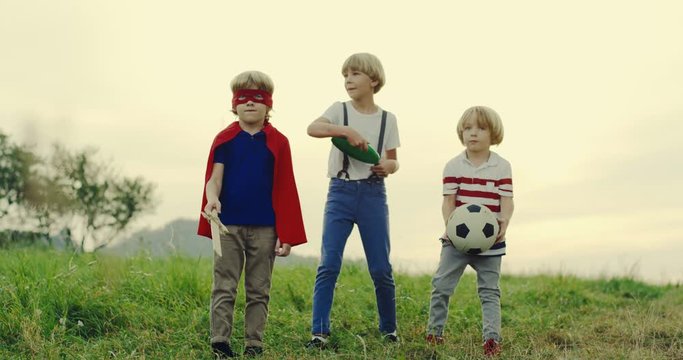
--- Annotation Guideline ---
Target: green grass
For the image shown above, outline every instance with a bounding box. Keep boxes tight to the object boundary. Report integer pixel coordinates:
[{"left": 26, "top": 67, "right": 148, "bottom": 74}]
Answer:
[{"left": 1, "top": 247, "right": 681, "bottom": 359}]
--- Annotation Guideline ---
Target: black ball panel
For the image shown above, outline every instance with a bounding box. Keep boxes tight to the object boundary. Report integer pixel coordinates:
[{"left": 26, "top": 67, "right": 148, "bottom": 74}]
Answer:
[
  {"left": 482, "top": 223, "right": 495, "bottom": 238},
  {"left": 456, "top": 224, "right": 470, "bottom": 238},
  {"left": 466, "top": 204, "right": 482, "bottom": 213}
]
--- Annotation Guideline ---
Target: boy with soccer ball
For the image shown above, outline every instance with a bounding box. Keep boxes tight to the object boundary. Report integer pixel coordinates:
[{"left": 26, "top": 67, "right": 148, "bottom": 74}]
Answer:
[{"left": 426, "top": 106, "right": 514, "bottom": 357}]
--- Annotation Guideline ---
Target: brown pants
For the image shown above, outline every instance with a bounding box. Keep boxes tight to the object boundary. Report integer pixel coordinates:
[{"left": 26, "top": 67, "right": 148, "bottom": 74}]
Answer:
[{"left": 210, "top": 225, "right": 277, "bottom": 347}]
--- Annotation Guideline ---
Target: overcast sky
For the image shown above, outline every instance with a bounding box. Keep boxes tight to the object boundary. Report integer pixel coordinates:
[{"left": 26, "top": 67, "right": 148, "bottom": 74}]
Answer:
[{"left": 1, "top": 1, "right": 682, "bottom": 283}]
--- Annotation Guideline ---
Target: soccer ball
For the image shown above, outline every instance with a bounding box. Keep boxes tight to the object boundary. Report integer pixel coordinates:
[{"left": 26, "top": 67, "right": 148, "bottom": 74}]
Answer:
[{"left": 446, "top": 204, "right": 500, "bottom": 254}]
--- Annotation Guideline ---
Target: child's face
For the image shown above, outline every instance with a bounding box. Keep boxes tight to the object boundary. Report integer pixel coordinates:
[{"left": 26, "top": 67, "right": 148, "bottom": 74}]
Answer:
[
  {"left": 233, "top": 87, "right": 269, "bottom": 125},
  {"left": 462, "top": 118, "right": 492, "bottom": 153},
  {"left": 343, "top": 69, "right": 377, "bottom": 100}
]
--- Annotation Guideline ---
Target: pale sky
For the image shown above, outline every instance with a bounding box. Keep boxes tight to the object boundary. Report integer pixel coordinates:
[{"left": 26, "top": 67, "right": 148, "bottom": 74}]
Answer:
[{"left": 1, "top": 1, "right": 682, "bottom": 283}]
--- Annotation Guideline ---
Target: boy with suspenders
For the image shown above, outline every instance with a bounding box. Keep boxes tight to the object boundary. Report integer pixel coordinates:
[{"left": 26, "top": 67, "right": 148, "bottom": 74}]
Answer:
[{"left": 305, "top": 53, "right": 401, "bottom": 348}]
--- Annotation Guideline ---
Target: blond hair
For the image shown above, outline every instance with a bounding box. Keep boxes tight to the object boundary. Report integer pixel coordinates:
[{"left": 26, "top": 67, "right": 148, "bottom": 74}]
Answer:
[
  {"left": 230, "top": 70, "right": 274, "bottom": 94},
  {"left": 457, "top": 106, "right": 504, "bottom": 145},
  {"left": 341, "top": 53, "right": 386, "bottom": 93},
  {"left": 229, "top": 71, "right": 274, "bottom": 120}
]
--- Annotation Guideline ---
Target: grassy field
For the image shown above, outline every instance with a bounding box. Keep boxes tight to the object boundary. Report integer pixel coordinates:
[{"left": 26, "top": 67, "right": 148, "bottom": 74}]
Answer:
[{"left": 0, "top": 247, "right": 681, "bottom": 359}]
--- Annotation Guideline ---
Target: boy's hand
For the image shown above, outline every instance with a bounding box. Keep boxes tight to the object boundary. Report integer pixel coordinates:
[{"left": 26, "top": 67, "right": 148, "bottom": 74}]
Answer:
[
  {"left": 204, "top": 198, "right": 221, "bottom": 214},
  {"left": 496, "top": 217, "right": 509, "bottom": 243},
  {"left": 274, "top": 239, "right": 291, "bottom": 257},
  {"left": 345, "top": 128, "right": 369, "bottom": 152},
  {"left": 371, "top": 159, "right": 397, "bottom": 177}
]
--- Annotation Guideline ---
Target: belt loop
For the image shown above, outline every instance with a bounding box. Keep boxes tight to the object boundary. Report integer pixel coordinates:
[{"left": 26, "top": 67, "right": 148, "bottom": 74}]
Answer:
[{"left": 336, "top": 170, "right": 350, "bottom": 181}]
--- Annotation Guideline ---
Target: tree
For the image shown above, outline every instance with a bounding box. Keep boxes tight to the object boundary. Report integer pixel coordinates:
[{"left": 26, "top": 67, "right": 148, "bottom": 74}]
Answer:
[
  {"left": 0, "top": 131, "right": 38, "bottom": 217},
  {"left": 22, "top": 159, "right": 74, "bottom": 241},
  {"left": 0, "top": 130, "right": 156, "bottom": 251},
  {"left": 49, "top": 144, "right": 155, "bottom": 252},
  {"left": 1, "top": 130, "right": 72, "bottom": 244}
]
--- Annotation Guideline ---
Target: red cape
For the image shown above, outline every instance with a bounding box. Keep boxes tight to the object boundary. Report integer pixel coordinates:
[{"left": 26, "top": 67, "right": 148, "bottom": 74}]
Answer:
[{"left": 197, "top": 121, "right": 307, "bottom": 246}]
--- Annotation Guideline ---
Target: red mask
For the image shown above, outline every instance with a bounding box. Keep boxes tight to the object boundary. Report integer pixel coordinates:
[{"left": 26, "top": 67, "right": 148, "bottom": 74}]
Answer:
[{"left": 232, "top": 89, "right": 273, "bottom": 109}]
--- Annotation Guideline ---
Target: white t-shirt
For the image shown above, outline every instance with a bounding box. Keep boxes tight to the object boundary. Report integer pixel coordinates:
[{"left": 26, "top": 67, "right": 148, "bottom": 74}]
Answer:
[{"left": 322, "top": 101, "right": 400, "bottom": 180}]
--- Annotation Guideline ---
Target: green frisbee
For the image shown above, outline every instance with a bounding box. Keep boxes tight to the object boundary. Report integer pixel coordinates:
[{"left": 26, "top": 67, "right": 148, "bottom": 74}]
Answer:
[{"left": 331, "top": 137, "right": 381, "bottom": 164}]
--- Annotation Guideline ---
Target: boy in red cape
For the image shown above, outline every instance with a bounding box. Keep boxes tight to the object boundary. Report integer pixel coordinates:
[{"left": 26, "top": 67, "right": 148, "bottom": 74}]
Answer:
[{"left": 198, "top": 70, "right": 306, "bottom": 358}]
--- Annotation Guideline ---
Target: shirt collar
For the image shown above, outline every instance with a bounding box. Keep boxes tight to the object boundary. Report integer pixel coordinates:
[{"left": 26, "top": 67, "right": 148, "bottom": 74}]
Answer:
[
  {"left": 460, "top": 150, "right": 499, "bottom": 168},
  {"left": 239, "top": 130, "right": 266, "bottom": 138}
]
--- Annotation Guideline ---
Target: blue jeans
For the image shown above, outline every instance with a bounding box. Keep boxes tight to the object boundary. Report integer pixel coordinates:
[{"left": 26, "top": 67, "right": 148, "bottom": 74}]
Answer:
[{"left": 311, "top": 178, "right": 396, "bottom": 335}]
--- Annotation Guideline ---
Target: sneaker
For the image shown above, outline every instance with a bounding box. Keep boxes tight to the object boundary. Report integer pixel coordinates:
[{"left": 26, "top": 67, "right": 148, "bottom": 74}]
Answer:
[
  {"left": 305, "top": 334, "right": 329, "bottom": 350},
  {"left": 426, "top": 334, "right": 445, "bottom": 345},
  {"left": 382, "top": 331, "right": 399, "bottom": 343},
  {"left": 243, "top": 346, "right": 263, "bottom": 357},
  {"left": 211, "top": 342, "right": 236, "bottom": 358},
  {"left": 483, "top": 338, "right": 501, "bottom": 357}
]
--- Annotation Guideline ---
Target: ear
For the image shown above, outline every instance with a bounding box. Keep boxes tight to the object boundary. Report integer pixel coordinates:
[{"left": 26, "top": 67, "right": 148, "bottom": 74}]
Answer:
[{"left": 371, "top": 79, "right": 379, "bottom": 88}]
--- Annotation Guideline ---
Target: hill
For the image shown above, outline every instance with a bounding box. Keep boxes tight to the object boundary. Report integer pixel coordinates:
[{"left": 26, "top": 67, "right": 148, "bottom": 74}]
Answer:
[
  {"left": 104, "top": 218, "right": 317, "bottom": 266},
  {"left": 1, "top": 247, "right": 681, "bottom": 359}
]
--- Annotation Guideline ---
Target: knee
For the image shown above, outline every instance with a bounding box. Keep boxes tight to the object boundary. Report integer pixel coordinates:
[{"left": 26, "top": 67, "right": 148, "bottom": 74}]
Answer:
[
  {"left": 368, "top": 265, "right": 394, "bottom": 286},
  {"left": 431, "top": 277, "right": 455, "bottom": 297},
  {"left": 212, "top": 286, "right": 238, "bottom": 304},
  {"left": 317, "top": 258, "right": 342, "bottom": 279},
  {"left": 246, "top": 290, "right": 270, "bottom": 304},
  {"left": 477, "top": 287, "right": 501, "bottom": 302}
]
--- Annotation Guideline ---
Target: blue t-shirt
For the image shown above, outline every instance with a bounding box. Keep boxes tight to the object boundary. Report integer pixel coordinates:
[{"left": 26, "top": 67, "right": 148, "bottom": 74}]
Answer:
[{"left": 213, "top": 130, "right": 275, "bottom": 226}]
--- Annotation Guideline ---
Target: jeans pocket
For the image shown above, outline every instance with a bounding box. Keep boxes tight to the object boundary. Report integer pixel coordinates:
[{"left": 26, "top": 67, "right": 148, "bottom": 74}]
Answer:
[
  {"left": 371, "top": 183, "right": 387, "bottom": 199},
  {"left": 329, "top": 179, "right": 345, "bottom": 191}
]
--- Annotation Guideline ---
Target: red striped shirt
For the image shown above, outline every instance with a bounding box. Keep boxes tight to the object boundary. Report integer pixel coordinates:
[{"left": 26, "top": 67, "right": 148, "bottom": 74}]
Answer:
[
  {"left": 443, "top": 176, "right": 512, "bottom": 187},
  {"left": 442, "top": 151, "right": 513, "bottom": 256}
]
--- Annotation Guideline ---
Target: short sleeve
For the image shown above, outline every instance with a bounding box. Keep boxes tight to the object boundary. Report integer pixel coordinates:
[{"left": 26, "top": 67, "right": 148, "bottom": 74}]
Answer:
[
  {"left": 214, "top": 142, "right": 228, "bottom": 164},
  {"left": 321, "top": 102, "right": 343, "bottom": 125},
  {"left": 383, "top": 113, "right": 400, "bottom": 151},
  {"left": 442, "top": 159, "right": 459, "bottom": 195},
  {"left": 498, "top": 162, "right": 513, "bottom": 197}
]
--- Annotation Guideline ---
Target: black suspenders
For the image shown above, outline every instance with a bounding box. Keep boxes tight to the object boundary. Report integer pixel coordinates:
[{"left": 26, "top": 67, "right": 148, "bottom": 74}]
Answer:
[
  {"left": 336, "top": 103, "right": 351, "bottom": 179},
  {"left": 336, "top": 102, "right": 387, "bottom": 180}
]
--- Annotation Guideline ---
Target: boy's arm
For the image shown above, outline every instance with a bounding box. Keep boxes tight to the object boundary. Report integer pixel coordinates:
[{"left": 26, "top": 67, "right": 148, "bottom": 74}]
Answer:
[
  {"left": 307, "top": 117, "right": 368, "bottom": 151},
  {"left": 204, "top": 163, "right": 224, "bottom": 213},
  {"left": 496, "top": 196, "right": 514, "bottom": 242},
  {"left": 441, "top": 194, "right": 457, "bottom": 238}
]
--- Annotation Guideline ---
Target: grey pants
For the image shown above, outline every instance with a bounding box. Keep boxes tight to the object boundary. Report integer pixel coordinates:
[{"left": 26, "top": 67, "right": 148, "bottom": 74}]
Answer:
[
  {"left": 427, "top": 242, "right": 503, "bottom": 342},
  {"left": 210, "top": 225, "right": 277, "bottom": 347}
]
